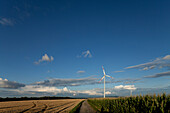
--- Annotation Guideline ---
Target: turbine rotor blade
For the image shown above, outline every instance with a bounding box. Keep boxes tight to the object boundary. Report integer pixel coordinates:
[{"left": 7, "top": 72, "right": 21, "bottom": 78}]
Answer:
[
  {"left": 99, "top": 76, "right": 105, "bottom": 83},
  {"left": 106, "top": 75, "right": 113, "bottom": 79},
  {"left": 105, "top": 75, "right": 111, "bottom": 77},
  {"left": 102, "top": 66, "right": 106, "bottom": 75}
]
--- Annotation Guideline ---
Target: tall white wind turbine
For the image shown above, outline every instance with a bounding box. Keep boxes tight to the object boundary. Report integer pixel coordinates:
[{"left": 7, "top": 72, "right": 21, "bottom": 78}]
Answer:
[{"left": 99, "top": 66, "right": 113, "bottom": 98}]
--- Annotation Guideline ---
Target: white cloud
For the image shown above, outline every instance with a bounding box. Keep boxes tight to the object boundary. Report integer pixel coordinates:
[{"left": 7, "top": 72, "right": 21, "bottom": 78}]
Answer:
[
  {"left": 18, "top": 85, "right": 103, "bottom": 96},
  {"left": 142, "top": 67, "right": 149, "bottom": 70},
  {"left": 149, "top": 65, "right": 155, "bottom": 69},
  {"left": 1, "top": 86, "right": 169, "bottom": 97},
  {"left": 73, "top": 93, "right": 76, "bottom": 96},
  {"left": 77, "top": 90, "right": 103, "bottom": 96},
  {"left": 77, "top": 50, "right": 92, "bottom": 58},
  {"left": 63, "top": 87, "right": 68, "bottom": 92},
  {"left": 163, "top": 55, "right": 170, "bottom": 60},
  {"left": 19, "top": 85, "right": 75, "bottom": 95},
  {"left": 125, "top": 55, "right": 170, "bottom": 71},
  {"left": 77, "top": 70, "right": 85, "bottom": 74},
  {"left": 105, "top": 91, "right": 112, "bottom": 95},
  {"left": 83, "top": 50, "right": 92, "bottom": 58},
  {"left": 42, "top": 54, "right": 50, "bottom": 61},
  {"left": 0, "top": 78, "right": 25, "bottom": 89},
  {"left": 51, "top": 56, "right": 54, "bottom": 61},
  {"left": 123, "top": 85, "right": 136, "bottom": 90},
  {"left": 0, "top": 18, "right": 14, "bottom": 26},
  {"left": 114, "top": 85, "right": 136, "bottom": 90},
  {"left": 115, "top": 85, "right": 124, "bottom": 89},
  {"left": 34, "top": 54, "right": 54, "bottom": 64}
]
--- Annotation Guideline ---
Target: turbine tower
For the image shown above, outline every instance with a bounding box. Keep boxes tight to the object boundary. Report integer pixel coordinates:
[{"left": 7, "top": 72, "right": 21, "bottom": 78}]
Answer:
[
  {"left": 130, "top": 90, "right": 132, "bottom": 96},
  {"left": 125, "top": 85, "right": 136, "bottom": 96},
  {"left": 99, "top": 66, "right": 113, "bottom": 98}
]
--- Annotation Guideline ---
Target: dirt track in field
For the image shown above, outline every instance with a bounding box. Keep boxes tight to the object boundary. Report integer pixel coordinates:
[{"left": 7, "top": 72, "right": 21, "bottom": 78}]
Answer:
[{"left": 79, "top": 100, "right": 97, "bottom": 113}]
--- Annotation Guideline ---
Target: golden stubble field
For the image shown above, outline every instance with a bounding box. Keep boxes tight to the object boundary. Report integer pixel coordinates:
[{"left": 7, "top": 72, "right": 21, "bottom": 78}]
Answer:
[{"left": 0, "top": 99, "right": 84, "bottom": 113}]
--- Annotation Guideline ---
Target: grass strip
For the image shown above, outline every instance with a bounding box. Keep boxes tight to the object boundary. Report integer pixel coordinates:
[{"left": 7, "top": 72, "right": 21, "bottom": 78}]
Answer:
[
  {"left": 87, "top": 99, "right": 100, "bottom": 112},
  {"left": 69, "top": 100, "right": 85, "bottom": 113}
]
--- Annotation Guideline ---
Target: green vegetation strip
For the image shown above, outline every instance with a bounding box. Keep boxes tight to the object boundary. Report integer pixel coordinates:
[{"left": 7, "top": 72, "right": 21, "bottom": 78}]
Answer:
[
  {"left": 87, "top": 99, "right": 100, "bottom": 112},
  {"left": 69, "top": 100, "right": 85, "bottom": 113},
  {"left": 88, "top": 93, "right": 170, "bottom": 113}
]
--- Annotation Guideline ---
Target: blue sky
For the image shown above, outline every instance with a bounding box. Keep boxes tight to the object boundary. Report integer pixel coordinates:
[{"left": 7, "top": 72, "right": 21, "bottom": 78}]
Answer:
[{"left": 0, "top": 0, "right": 170, "bottom": 97}]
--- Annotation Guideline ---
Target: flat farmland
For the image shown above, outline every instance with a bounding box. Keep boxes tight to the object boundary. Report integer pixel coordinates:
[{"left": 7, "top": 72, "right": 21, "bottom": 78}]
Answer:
[{"left": 0, "top": 99, "right": 84, "bottom": 113}]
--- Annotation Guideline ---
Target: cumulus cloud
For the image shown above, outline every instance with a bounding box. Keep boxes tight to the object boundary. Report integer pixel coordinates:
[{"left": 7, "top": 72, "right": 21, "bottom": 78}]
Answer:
[
  {"left": 77, "top": 71, "right": 85, "bottom": 74},
  {"left": 115, "top": 85, "right": 124, "bottom": 89},
  {"left": 0, "top": 78, "right": 25, "bottom": 89},
  {"left": 125, "top": 55, "right": 170, "bottom": 71},
  {"left": 123, "top": 85, "right": 137, "bottom": 90},
  {"left": 33, "top": 77, "right": 98, "bottom": 87},
  {"left": 73, "top": 93, "right": 76, "bottom": 96},
  {"left": 77, "top": 88, "right": 114, "bottom": 96},
  {"left": 77, "top": 50, "right": 92, "bottom": 58},
  {"left": 34, "top": 54, "right": 54, "bottom": 64},
  {"left": 105, "top": 91, "right": 112, "bottom": 95},
  {"left": 0, "top": 18, "right": 14, "bottom": 26},
  {"left": 19, "top": 85, "right": 75, "bottom": 95},
  {"left": 144, "top": 71, "right": 170, "bottom": 78},
  {"left": 142, "top": 67, "right": 149, "bottom": 70},
  {"left": 114, "top": 85, "right": 137, "bottom": 90},
  {"left": 163, "top": 55, "right": 170, "bottom": 60},
  {"left": 18, "top": 85, "right": 104, "bottom": 96},
  {"left": 114, "top": 85, "right": 137, "bottom": 96},
  {"left": 77, "top": 90, "right": 103, "bottom": 96},
  {"left": 1, "top": 86, "right": 169, "bottom": 97}
]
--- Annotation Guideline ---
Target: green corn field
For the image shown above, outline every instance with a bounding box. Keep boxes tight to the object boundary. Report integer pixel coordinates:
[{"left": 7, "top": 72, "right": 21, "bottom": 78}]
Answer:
[{"left": 88, "top": 93, "right": 170, "bottom": 113}]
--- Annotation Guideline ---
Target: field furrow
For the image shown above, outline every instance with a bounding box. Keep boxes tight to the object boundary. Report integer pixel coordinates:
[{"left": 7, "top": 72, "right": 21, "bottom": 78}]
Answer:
[
  {"left": 0, "top": 99, "right": 84, "bottom": 113},
  {"left": 45, "top": 101, "right": 74, "bottom": 112}
]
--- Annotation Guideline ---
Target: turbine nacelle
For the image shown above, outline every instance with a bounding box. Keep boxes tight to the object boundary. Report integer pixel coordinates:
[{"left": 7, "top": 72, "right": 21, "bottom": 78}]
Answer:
[{"left": 99, "top": 66, "right": 113, "bottom": 83}]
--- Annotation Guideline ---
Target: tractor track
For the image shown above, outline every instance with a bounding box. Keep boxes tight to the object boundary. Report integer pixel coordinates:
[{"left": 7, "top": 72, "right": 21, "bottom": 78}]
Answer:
[
  {"left": 20, "top": 102, "right": 36, "bottom": 113},
  {"left": 56, "top": 103, "right": 75, "bottom": 113},
  {"left": 41, "top": 104, "right": 48, "bottom": 113},
  {"left": 45, "top": 101, "right": 76, "bottom": 112},
  {"left": 0, "top": 100, "right": 83, "bottom": 113},
  {"left": 0, "top": 105, "right": 29, "bottom": 110}
]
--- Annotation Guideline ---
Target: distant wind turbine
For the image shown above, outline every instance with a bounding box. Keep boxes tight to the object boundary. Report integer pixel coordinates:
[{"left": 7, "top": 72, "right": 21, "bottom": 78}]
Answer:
[
  {"left": 99, "top": 66, "right": 113, "bottom": 98},
  {"left": 130, "top": 90, "right": 132, "bottom": 96},
  {"left": 130, "top": 88, "right": 136, "bottom": 96},
  {"left": 125, "top": 85, "right": 136, "bottom": 96}
]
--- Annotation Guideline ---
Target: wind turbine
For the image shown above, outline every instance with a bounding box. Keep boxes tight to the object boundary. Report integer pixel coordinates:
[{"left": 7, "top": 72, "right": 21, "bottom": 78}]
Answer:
[
  {"left": 99, "top": 66, "right": 113, "bottom": 98},
  {"left": 130, "top": 90, "right": 133, "bottom": 96},
  {"left": 124, "top": 85, "right": 136, "bottom": 96}
]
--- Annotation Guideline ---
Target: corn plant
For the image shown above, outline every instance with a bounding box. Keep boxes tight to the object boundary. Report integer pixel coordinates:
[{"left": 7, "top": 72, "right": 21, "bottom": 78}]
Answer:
[{"left": 88, "top": 93, "right": 170, "bottom": 113}]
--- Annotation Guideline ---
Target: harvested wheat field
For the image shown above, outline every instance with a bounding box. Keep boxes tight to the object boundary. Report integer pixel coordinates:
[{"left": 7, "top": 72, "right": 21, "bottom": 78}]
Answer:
[{"left": 0, "top": 99, "right": 84, "bottom": 113}]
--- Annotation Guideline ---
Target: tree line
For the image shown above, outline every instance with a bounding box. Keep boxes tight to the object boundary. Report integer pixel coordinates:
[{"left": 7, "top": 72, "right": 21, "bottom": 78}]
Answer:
[{"left": 0, "top": 96, "right": 73, "bottom": 102}]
